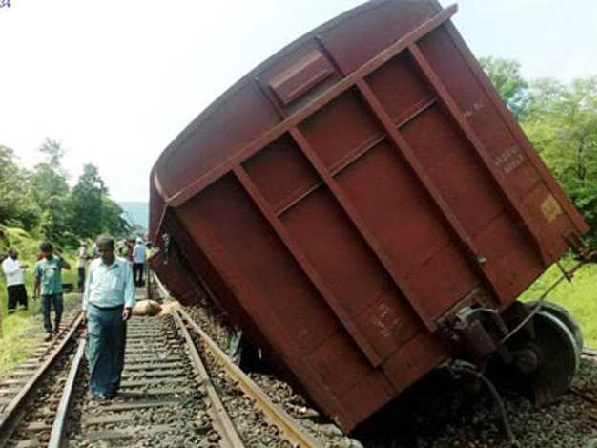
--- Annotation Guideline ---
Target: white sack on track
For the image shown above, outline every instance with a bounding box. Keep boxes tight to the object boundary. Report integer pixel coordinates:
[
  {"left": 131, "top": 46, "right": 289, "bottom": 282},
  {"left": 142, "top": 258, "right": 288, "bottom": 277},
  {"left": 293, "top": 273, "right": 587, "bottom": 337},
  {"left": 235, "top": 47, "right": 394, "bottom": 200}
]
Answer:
[{"left": 133, "top": 300, "right": 162, "bottom": 316}]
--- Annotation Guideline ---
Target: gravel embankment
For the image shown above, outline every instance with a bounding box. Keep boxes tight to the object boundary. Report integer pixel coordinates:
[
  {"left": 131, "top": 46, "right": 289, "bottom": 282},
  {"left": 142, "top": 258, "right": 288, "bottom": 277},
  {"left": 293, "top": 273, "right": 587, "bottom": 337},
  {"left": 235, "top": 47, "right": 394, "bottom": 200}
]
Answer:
[
  {"left": 356, "top": 356, "right": 597, "bottom": 448},
  {"left": 185, "top": 303, "right": 597, "bottom": 448}
]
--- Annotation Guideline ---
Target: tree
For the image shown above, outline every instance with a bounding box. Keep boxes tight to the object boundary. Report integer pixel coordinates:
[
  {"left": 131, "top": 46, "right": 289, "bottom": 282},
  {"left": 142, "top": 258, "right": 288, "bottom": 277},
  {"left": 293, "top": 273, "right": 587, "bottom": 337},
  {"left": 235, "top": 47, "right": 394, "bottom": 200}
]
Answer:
[
  {"left": 0, "top": 138, "right": 131, "bottom": 247},
  {"left": 30, "top": 139, "right": 70, "bottom": 201},
  {"left": 0, "top": 145, "right": 40, "bottom": 230},
  {"left": 30, "top": 139, "right": 72, "bottom": 243},
  {"left": 479, "top": 56, "right": 529, "bottom": 119},
  {"left": 68, "top": 163, "right": 130, "bottom": 239},
  {"left": 68, "top": 164, "right": 108, "bottom": 238}
]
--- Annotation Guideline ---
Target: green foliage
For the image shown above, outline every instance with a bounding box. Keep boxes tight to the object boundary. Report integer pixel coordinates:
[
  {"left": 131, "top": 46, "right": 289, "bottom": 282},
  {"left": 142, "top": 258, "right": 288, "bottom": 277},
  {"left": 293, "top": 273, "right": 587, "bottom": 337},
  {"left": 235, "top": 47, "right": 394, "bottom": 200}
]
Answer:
[
  {"left": 29, "top": 139, "right": 72, "bottom": 245},
  {"left": 479, "top": 56, "right": 529, "bottom": 119},
  {"left": 30, "top": 139, "right": 70, "bottom": 201},
  {"left": 0, "top": 138, "right": 129, "bottom": 250},
  {"left": 69, "top": 163, "right": 108, "bottom": 238},
  {"left": 520, "top": 261, "right": 597, "bottom": 347},
  {"left": 68, "top": 163, "right": 130, "bottom": 238},
  {"left": 0, "top": 225, "right": 41, "bottom": 260},
  {"left": 0, "top": 145, "right": 41, "bottom": 230},
  {"left": 100, "top": 199, "right": 130, "bottom": 237}
]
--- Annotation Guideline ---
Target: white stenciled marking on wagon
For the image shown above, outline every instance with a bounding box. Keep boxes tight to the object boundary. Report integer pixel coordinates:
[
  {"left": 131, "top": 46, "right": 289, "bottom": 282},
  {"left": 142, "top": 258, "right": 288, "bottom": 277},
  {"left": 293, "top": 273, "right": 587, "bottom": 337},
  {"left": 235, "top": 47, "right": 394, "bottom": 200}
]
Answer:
[
  {"left": 370, "top": 303, "right": 403, "bottom": 339},
  {"left": 463, "top": 101, "right": 485, "bottom": 118},
  {"left": 494, "top": 145, "right": 525, "bottom": 173}
]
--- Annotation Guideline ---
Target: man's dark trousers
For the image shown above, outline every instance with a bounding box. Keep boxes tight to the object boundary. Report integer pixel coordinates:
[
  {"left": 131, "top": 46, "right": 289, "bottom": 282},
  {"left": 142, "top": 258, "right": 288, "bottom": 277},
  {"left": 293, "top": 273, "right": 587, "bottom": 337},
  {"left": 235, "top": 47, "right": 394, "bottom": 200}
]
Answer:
[
  {"left": 42, "top": 293, "right": 63, "bottom": 333},
  {"left": 86, "top": 303, "right": 126, "bottom": 397},
  {"left": 77, "top": 267, "right": 86, "bottom": 292},
  {"left": 133, "top": 263, "right": 144, "bottom": 287},
  {"left": 7, "top": 284, "right": 28, "bottom": 312}
]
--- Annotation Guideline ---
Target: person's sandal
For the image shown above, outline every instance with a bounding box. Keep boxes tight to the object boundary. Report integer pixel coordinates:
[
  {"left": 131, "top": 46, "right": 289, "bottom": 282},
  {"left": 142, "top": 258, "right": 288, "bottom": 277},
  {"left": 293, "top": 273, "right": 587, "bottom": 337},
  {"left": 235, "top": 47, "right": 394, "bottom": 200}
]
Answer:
[{"left": 44, "top": 333, "right": 52, "bottom": 342}]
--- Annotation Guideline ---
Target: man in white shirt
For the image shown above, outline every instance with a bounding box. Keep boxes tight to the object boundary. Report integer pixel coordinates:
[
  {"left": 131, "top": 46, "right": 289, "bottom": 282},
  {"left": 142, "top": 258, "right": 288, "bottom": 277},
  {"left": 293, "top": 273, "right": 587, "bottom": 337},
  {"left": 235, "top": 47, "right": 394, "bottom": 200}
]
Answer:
[
  {"left": 83, "top": 235, "right": 135, "bottom": 398},
  {"left": 132, "top": 238, "right": 146, "bottom": 287},
  {"left": 1, "top": 248, "right": 29, "bottom": 313}
]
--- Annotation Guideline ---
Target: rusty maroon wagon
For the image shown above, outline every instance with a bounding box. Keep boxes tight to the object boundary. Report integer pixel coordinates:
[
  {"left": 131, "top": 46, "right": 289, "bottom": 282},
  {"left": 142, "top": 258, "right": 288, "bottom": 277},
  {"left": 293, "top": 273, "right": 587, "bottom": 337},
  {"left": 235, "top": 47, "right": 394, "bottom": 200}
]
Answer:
[{"left": 149, "top": 0, "right": 589, "bottom": 432}]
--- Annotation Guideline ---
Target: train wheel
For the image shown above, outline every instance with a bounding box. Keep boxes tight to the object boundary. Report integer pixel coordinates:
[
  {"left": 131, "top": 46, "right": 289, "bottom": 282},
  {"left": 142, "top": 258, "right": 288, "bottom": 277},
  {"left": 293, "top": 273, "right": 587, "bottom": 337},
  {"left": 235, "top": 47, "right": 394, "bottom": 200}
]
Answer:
[
  {"left": 520, "top": 309, "right": 580, "bottom": 405},
  {"left": 527, "top": 301, "right": 584, "bottom": 355}
]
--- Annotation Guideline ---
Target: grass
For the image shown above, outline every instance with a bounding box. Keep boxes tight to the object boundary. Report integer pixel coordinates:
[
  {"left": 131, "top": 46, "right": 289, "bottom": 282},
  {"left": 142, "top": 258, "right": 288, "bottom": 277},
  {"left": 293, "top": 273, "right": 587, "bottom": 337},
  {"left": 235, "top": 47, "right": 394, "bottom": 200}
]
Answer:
[
  {"left": 0, "top": 254, "right": 80, "bottom": 376},
  {"left": 519, "top": 259, "right": 597, "bottom": 348}
]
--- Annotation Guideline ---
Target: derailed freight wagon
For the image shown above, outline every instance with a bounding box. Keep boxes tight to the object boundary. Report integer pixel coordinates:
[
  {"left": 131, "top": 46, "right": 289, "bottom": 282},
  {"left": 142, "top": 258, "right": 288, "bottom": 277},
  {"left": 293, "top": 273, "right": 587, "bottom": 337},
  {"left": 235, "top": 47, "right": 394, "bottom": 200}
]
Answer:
[{"left": 150, "top": 0, "right": 589, "bottom": 432}]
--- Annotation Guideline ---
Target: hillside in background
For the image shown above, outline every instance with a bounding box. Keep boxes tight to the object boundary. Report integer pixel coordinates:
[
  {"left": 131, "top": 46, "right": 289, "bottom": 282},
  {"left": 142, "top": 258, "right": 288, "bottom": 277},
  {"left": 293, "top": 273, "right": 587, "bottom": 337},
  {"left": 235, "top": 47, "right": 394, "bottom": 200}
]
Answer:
[{"left": 119, "top": 202, "right": 149, "bottom": 231}]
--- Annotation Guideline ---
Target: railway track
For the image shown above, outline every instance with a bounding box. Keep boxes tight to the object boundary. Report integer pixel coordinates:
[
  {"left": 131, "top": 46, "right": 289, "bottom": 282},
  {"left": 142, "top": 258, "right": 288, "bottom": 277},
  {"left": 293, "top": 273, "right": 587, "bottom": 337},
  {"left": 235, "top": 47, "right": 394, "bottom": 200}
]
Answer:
[
  {"left": 177, "top": 309, "right": 328, "bottom": 448},
  {"left": 0, "top": 288, "right": 330, "bottom": 447},
  {"left": 63, "top": 313, "right": 221, "bottom": 447},
  {"left": 0, "top": 310, "right": 84, "bottom": 447}
]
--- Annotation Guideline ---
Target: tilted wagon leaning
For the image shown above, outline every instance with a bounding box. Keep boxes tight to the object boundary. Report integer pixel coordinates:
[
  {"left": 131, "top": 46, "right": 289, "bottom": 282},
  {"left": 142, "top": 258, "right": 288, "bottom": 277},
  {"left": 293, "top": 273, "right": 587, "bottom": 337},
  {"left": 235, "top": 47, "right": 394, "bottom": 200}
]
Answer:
[{"left": 149, "top": 0, "right": 588, "bottom": 432}]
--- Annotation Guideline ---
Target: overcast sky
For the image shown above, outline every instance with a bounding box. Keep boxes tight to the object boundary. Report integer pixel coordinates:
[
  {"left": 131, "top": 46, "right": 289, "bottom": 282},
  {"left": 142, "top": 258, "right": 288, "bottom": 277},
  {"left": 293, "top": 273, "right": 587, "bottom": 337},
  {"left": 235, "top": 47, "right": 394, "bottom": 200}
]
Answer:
[{"left": 1, "top": 0, "right": 596, "bottom": 203}]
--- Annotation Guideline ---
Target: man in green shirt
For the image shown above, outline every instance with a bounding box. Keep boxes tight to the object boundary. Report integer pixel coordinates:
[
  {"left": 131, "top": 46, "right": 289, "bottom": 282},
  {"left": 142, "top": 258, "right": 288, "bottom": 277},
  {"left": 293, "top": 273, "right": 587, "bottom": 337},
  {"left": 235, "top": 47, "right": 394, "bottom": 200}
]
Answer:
[{"left": 33, "top": 242, "right": 71, "bottom": 341}]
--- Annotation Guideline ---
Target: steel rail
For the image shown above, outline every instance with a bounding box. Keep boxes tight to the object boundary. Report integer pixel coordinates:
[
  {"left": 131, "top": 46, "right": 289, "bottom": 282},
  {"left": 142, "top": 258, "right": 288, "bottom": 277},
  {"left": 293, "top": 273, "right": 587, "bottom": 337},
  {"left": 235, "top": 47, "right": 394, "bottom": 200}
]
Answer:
[
  {"left": 177, "top": 308, "right": 325, "bottom": 448},
  {"left": 48, "top": 339, "right": 86, "bottom": 448},
  {"left": 172, "top": 311, "right": 245, "bottom": 448},
  {"left": 152, "top": 271, "right": 324, "bottom": 448},
  {"left": 0, "top": 313, "right": 84, "bottom": 442}
]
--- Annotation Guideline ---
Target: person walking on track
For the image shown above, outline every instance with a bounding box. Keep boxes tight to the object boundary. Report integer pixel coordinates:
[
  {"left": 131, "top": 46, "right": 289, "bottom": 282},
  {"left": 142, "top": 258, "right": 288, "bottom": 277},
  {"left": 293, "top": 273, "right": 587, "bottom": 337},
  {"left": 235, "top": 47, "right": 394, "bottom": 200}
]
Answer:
[
  {"left": 77, "top": 242, "right": 89, "bottom": 292},
  {"left": 2, "top": 248, "right": 29, "bottom": 313},
  {"left": 83, "top": 234, "right": 135, "bottom": 399},
  {"left": 132, "top": 238, "right": 146, "bottom": 287},
  {"left": 33, "top": 242, "right": 71, "bottom": 341}
]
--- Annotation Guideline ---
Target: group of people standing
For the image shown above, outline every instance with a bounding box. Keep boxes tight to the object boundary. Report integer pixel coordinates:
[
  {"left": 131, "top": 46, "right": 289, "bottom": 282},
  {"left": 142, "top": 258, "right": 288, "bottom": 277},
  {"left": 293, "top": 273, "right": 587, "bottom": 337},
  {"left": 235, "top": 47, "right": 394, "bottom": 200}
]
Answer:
[
  {"left": 1, "top": 243, "right": 71, "bottom": 340},
  {"left": 2, "top": 234, "right": 147, "bottom": 399}
]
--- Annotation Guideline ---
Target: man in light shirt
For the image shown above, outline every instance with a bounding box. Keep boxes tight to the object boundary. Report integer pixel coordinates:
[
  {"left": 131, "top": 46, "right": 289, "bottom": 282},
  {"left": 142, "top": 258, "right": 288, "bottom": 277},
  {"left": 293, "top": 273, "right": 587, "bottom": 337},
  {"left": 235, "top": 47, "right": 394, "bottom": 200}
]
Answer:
[
  {"left": 1, "top": 248, "right": 29, "bottom": 313},
  {"left": 132, "top": 238, "right": 146, "bottom": 287},
  {"left": 83, "top": 234, "right": 135, "bottom": 399}
]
